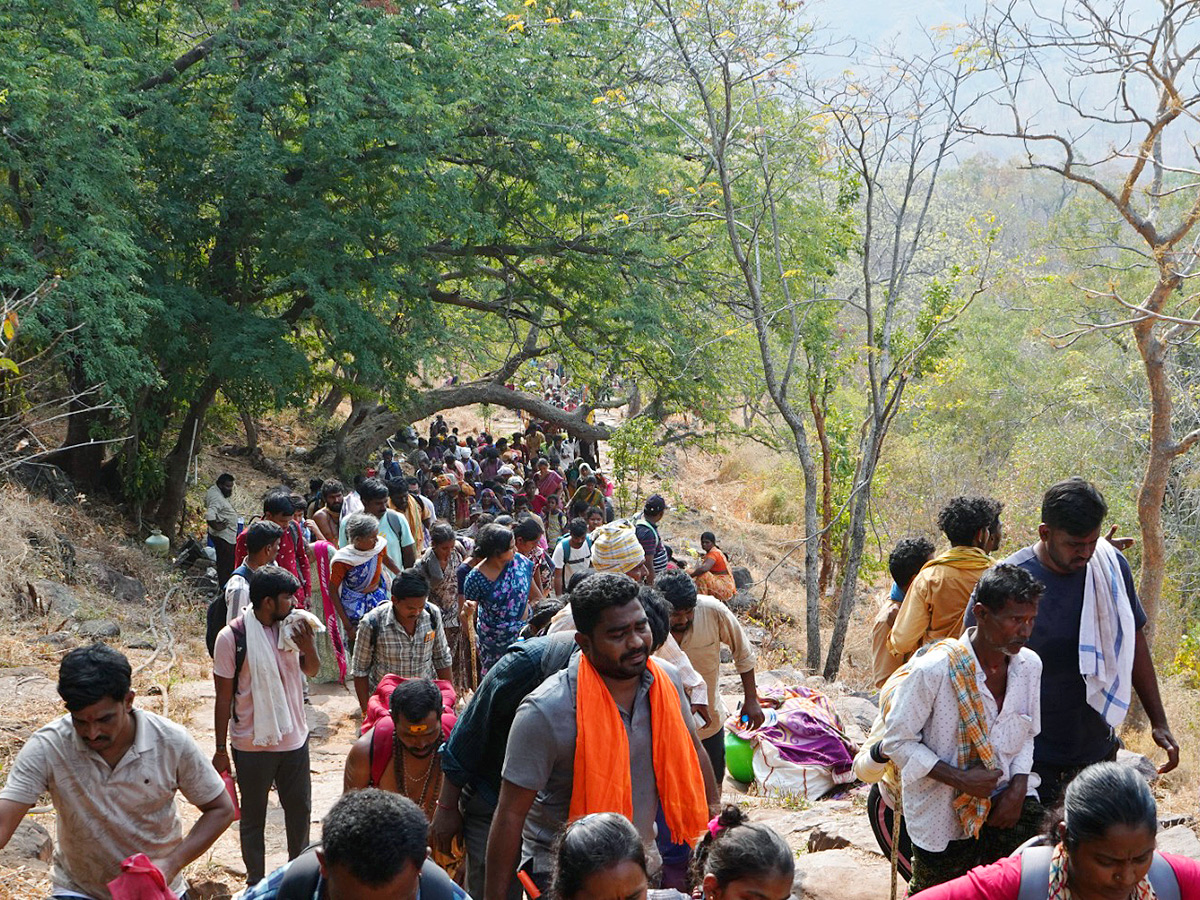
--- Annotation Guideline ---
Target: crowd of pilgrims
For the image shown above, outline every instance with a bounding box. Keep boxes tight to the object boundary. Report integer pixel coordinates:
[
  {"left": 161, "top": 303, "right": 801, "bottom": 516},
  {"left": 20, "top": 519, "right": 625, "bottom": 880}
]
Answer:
[{"left": 0, "top": 411, "right": 1195, "bottom": 900}]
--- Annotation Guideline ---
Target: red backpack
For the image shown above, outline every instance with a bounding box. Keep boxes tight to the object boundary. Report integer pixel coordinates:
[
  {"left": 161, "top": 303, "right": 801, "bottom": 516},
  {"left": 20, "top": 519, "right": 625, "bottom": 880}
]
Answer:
[{"left": 362, "top": 675, "right": 457, "bottom": 787}]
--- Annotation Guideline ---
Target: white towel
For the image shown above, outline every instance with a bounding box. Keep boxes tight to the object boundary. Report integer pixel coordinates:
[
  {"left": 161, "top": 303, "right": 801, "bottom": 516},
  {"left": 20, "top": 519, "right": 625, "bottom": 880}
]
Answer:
[
  {"left": 1079, "top": 538, "right": 1135, "bottom": 727},
  {"left": 242, "top": 612, "right": 297, "bottom": 747},
  {"left": 278, "top": 608, "right": 326, "bottom": 653}
]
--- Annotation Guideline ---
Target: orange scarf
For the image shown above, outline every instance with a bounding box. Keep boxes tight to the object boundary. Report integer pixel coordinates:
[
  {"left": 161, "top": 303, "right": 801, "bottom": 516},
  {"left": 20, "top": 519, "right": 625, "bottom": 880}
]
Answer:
[{"left": 569, "top": 655, "right": 709, "bottom": 846}]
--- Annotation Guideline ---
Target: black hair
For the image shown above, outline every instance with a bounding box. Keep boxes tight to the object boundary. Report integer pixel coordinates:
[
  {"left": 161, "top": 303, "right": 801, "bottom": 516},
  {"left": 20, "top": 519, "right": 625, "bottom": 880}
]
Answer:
[
  {"left": 513, "top": 517, "right": 544, "bottom": 542},
  {"left": 586, "top": 506, "right": 605, "bottom": 519},
  {"left": 244, "top": 521, "right": 285, "bottom": 555},
  {"left": 391, "top": 569, "right": 430, "bottom": 601},
  {"left": 527, "top": 598, "right": 566, "bottom": 636},
  {"left": 537, "top": 457, "right": 550, "bottom": 466},
  {"left": 322, "top": 479, "right": 345, "bottom": 496},
  {"left": 888, "top": 537, "right": 935, "bottom": 589},
  {"left": 389, "top": 678, "right": 443, "bottom": 725},
  {"left": 249, "top": 565, "right": 301, "bottom": 607},
  {"left": 387, "top": 478, "right": 409, "bottom": 500},
  {"left": 974, "top": 563, "right": 1044, "bottom": 612},
  {"left": 359, "top": 477, "right": 389, "bottom": 503},
  {"left": 700, "top": 531, "right": 717, "bottom": 545},
  {"left": 937, "top": 496, "right": 1003, "bottom": 547},
  {"left": 1052, "top": 761, "right": 1157, "bottom": 851},
  {"left": 568, "top": 499, "right": 589, "bottom": 519},
  {"left": 572, "top": 573, "right": 642, "bottom": 636},
  {"left": 656, "top": 569, "right": 698, "bottom": 611},
  {"left": 321, "top": 789, "right": 428, "bottom": 883},
  {"left": 691, "top": 805, "right": 794, "bottom": 888},
  {"left": 352, "top": 474, "right": 366, "bottom": 489},
  {"left": 566, "top": 571, "right": 594, "bottom": 593},
  {"left": 263, "top": 488, "right": 295, "bottom": 517},
  {"left": 1042, "top": 477, "right": 1108, "bottom": 536},
  {"left": 568, "top": 518, "right": 588, "bottom": 539},
  {"left": 217, "top": 472, "right": 234, "bottom": 485},
  {"left": 476, "top": 523, "right": 515, "bottom": 558},
  {"left": 57, "top": 643, "right": 131, "bottom": 711},
  {"left": 552, "top": 812, "right": 647, "bottom": 900},
  {"left": 639, "top": 586, "right": 670, "bottom": 652},
  {"left": 430, "top": 523, "right": 456, "bottom": 545}
]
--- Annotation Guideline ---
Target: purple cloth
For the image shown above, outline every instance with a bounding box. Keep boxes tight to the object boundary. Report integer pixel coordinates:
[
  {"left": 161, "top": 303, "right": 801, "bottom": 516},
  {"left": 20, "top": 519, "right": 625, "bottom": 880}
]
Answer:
[{"left": 740, "top": 685, "right": 855, "bottom": 775}]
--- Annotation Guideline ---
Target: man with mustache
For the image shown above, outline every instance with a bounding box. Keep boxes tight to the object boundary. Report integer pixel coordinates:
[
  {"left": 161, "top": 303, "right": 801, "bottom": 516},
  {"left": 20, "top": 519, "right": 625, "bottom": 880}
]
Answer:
[
  {"left": 483, "top": 574, "right": 719, "bottom": 899},
  {"left": 312, "top": 479, "right": 344, "bottom": 545},
  {"left": 881, "top": 564, "right": 1045, "bottom": 893},
  {"left": 657, "top": 570, "right": 765, "bottom": 784},
  {"left": 343, "top": 679, "right": 447, "bottom": 822},
  {"left": 0, "top": 644, "right": 235, "bottom": 899}
]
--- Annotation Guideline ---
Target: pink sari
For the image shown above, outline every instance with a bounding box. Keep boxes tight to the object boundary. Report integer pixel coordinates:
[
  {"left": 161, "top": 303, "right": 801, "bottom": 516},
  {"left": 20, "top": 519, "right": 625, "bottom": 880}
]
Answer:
[{"left": 312, "top": 540, "right": 349, "bottom": 684}]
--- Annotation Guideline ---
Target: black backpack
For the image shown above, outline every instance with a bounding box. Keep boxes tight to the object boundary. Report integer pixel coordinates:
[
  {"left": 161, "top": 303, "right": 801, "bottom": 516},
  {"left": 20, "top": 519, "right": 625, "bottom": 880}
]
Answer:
[
  {"left": 277, "top": 847, "right": 463, "bottom": 899},
  {"left": 206, "top": 563, "right": 251, "bottom": 656}
]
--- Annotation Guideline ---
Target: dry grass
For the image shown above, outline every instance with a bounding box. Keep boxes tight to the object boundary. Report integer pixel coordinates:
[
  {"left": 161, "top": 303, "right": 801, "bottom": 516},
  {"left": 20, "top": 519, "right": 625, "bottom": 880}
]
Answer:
[{"left": 0, "top": 862, "right": 52, "bottom": 900}]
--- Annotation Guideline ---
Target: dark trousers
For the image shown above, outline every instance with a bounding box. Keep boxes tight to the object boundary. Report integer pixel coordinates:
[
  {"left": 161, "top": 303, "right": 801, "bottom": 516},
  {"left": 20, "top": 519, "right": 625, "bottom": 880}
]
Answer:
[
  {"left": 909, "top": 796, "right": 1043, "bottom": 894},
  {"left": 213, "top": 535, "right": 236, "bottom": 590},
  {"left": 234, "top": 740, "right": 311, "bottom": 885},
  {"left": 461, "top": 789, "right": 523, "bottom": 900},
  {"left": 1032, "top": 741, "right": 1119, "bottom": 807},
  {"left": 702, "top": 728, "right": 727, "bottom": 785}
]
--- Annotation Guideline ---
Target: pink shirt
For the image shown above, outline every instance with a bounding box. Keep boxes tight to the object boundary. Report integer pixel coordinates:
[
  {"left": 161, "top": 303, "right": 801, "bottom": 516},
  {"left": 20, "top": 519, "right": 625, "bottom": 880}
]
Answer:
[
  {"left": 213, "top": 617, "right": 309, "bottom": 753},
  {"left": 915, "top": 852, "right": 1200, "bottom": 899}
]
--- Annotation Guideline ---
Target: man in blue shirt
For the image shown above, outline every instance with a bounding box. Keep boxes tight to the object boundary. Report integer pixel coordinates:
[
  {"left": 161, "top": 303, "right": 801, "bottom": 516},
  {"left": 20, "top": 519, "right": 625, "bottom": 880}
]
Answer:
[
  {"left": 242, "top": 789, "right": 467, "bottom": 899},
  {"left": 965, "top": 477, "right": 1178, "bottom": 803}
]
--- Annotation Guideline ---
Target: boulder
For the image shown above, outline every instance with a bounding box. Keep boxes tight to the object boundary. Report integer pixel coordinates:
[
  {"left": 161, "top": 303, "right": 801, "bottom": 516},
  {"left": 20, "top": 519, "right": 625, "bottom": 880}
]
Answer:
[
  {"left": 834, "top": 695, "right": 880, "bottom": 744},
  {"left": 32, "top": 631, "right": 75, "bottom": 648},
  {"left": 728, "top": 590, "right": 756, "bottom": 613},
  {"left": 78, "top": 619, "right": 121, "bottom": 640},
  {"left": 744, "top": 625, "right": 769, "bottom": 647},
  {"left": 1116, "top": 748, "right": 1157, "bottom": 782},
  {"left": 0, "top": 667, "right": 60, "bottom": 704},
  {"left": 32, "top": 579, "right": 79, "bottom": 616},
  {"left": 0, "top": 820, "right": 52, "bottom": 864},
  {"left": 83, "top": 558, "right": 146, "bottom": 604},
  {"left": 187, "top": 876, "right": 237, "bottom": 900},
  {"left": 720, "top": 646, "right": 733, "bottom": 664},
  {"left": 732, "top": 566, "right": 755, "bottom": 589},
  {"left": 125, "top": 636, "right": 157, "bottom": 650},
  {"left": 792, "top": 848, "right": 898, "bottom": 900},
  {"left": 806, "top": 818, "right": 885, "bottom": 857},
  {"left": 1156, "top": 825, "right": 1200, "bottom": 859}
]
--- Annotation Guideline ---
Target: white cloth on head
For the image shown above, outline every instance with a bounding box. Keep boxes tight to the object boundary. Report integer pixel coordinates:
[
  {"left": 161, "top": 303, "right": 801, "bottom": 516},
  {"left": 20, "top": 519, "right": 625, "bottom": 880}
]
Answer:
[
  {"left": 331, "top": 534, "right": 387, "bottom": 569},
  {"left": 242, "top": 612, "right": 298, "bottom": 747},
  {"left": 279, "top": 608, "right": 325, "bottom": 653},
  {"left": 1080, "top": 537, "right": 1136, "bottom": 727}
]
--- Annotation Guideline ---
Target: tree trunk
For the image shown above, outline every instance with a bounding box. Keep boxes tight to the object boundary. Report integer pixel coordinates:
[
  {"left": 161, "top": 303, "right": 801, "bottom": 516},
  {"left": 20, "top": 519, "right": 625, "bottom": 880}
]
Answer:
[
  {"left": 45, "top": 356, "right": 107, "bottom": 489},
  {"left": 314, "top": 385, "right": 345, "bottom": 420},
  {"left": 1132, "top": 279, "right": 1182, "bottom": 634},
  {"left": 153, "top": 376, "right": 221, "bottom": 537},
  {"left": 810, "top": 388, "right": 835, "bottom": 597},
  {"left": 239, "top": 408, "right": 259, "bottom": 452}
]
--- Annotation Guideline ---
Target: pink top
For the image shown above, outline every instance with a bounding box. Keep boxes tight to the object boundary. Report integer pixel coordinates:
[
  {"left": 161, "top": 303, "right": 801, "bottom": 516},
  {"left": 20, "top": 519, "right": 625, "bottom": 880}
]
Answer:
[
  {"left": 914, "top": 852, "right": 1200, "bottom": 899},
  {"left": 213, "top": 618, "right": 310, "bottom": 753}
]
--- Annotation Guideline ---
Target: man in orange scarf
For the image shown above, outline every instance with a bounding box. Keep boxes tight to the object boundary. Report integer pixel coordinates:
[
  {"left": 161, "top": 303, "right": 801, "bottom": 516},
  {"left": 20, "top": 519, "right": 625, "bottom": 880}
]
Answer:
[{"left": 483, "top": 574, "right": 718, "bottom": 900}]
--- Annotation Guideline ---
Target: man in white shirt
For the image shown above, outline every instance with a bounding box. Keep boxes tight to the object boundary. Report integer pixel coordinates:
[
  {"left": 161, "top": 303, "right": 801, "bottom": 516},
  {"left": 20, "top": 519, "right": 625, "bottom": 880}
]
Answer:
[
  {"left": 880, "top": 563, "right": 1044, "bottom": 893},
  {"left": 206, "top": 473, "right": 239, "bottom": 588}
]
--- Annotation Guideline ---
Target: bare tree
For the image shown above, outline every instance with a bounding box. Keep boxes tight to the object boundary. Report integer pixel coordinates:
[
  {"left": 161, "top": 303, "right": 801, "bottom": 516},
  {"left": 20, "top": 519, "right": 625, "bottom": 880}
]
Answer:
[{"left": 968, "top": 0, "right": 1200, "bottom": 627}]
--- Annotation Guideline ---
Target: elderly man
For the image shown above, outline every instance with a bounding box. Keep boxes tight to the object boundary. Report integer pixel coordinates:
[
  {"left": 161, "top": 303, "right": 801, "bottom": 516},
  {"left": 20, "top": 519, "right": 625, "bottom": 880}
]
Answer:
[
  {"left": 883, "top": 564, "right": 1045, "bottom": 892},
  {"left": 0, "top": 644, "right": 234, "bottom": 899}
]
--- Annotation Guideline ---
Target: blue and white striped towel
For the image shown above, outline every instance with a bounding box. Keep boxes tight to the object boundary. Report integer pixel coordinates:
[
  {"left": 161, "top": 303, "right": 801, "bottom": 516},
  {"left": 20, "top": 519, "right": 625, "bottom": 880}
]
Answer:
[{"left": 1079, "top": 538, "right": 1135, "bottom": 727}]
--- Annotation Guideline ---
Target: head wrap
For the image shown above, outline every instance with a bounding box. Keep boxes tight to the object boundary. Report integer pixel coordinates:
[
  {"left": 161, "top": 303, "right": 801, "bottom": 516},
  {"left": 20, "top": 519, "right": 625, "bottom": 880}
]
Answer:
[{"left": 590, "top": 521, "right": 645, "bottom": 574}]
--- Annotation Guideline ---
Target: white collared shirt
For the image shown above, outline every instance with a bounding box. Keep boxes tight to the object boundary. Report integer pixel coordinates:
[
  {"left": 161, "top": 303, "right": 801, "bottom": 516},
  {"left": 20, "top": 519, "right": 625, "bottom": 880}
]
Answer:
[{"left": 880, "top": 630, "right": 1042, "bottom": 852}]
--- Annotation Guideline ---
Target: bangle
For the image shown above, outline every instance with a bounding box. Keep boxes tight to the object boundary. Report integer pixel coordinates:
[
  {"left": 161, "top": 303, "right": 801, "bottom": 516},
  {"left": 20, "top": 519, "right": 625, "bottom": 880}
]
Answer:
[{"left": 436, "top": 801, "right": 456, "bottom": 812}]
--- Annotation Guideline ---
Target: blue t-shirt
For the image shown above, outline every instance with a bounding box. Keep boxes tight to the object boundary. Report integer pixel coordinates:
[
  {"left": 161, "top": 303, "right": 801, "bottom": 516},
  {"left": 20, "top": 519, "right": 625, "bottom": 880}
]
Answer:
[{"left": 965, "top": 544, "right": 1146, "bottom": 768}]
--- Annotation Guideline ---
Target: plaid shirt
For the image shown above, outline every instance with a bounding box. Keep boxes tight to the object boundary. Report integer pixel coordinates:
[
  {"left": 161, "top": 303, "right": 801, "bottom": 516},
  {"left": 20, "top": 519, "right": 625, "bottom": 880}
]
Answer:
[{"left": 351, "top": 601, "right": 452, "bottom": 691}]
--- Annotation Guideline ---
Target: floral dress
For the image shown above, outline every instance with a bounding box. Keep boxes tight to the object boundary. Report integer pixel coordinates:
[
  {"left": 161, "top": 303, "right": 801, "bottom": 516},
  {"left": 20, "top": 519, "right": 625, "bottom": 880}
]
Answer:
[{"left": 465, "top": 554, "right": 534, "bottom": 673}]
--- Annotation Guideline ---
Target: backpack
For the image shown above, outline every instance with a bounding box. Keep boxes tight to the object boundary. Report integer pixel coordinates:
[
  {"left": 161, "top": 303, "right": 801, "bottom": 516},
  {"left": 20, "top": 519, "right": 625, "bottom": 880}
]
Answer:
[
  {"left": 277, "top": 847, "right": 462, "bottom": 900},
  {"left": 364, "top": 675, "right": 458, "bottom": 787},
  {"left": 206, "top": 563, "right": 252, "bottom": 656},
  {"left": 556, "top": 535, "right": 591, "bottom": 569},
  {"left": 1016, "top": 844, "right": 1179, "bottom": 900}
]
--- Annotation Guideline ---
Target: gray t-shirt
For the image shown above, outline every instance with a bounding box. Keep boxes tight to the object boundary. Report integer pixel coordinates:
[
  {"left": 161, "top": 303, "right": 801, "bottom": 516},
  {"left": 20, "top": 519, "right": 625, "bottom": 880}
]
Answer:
[
  {"left": 0, "top": 709, "right": 225, "bottom": 899},
  {"left": 501, "top": 655, "right": 695, "bottom": 873}
]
